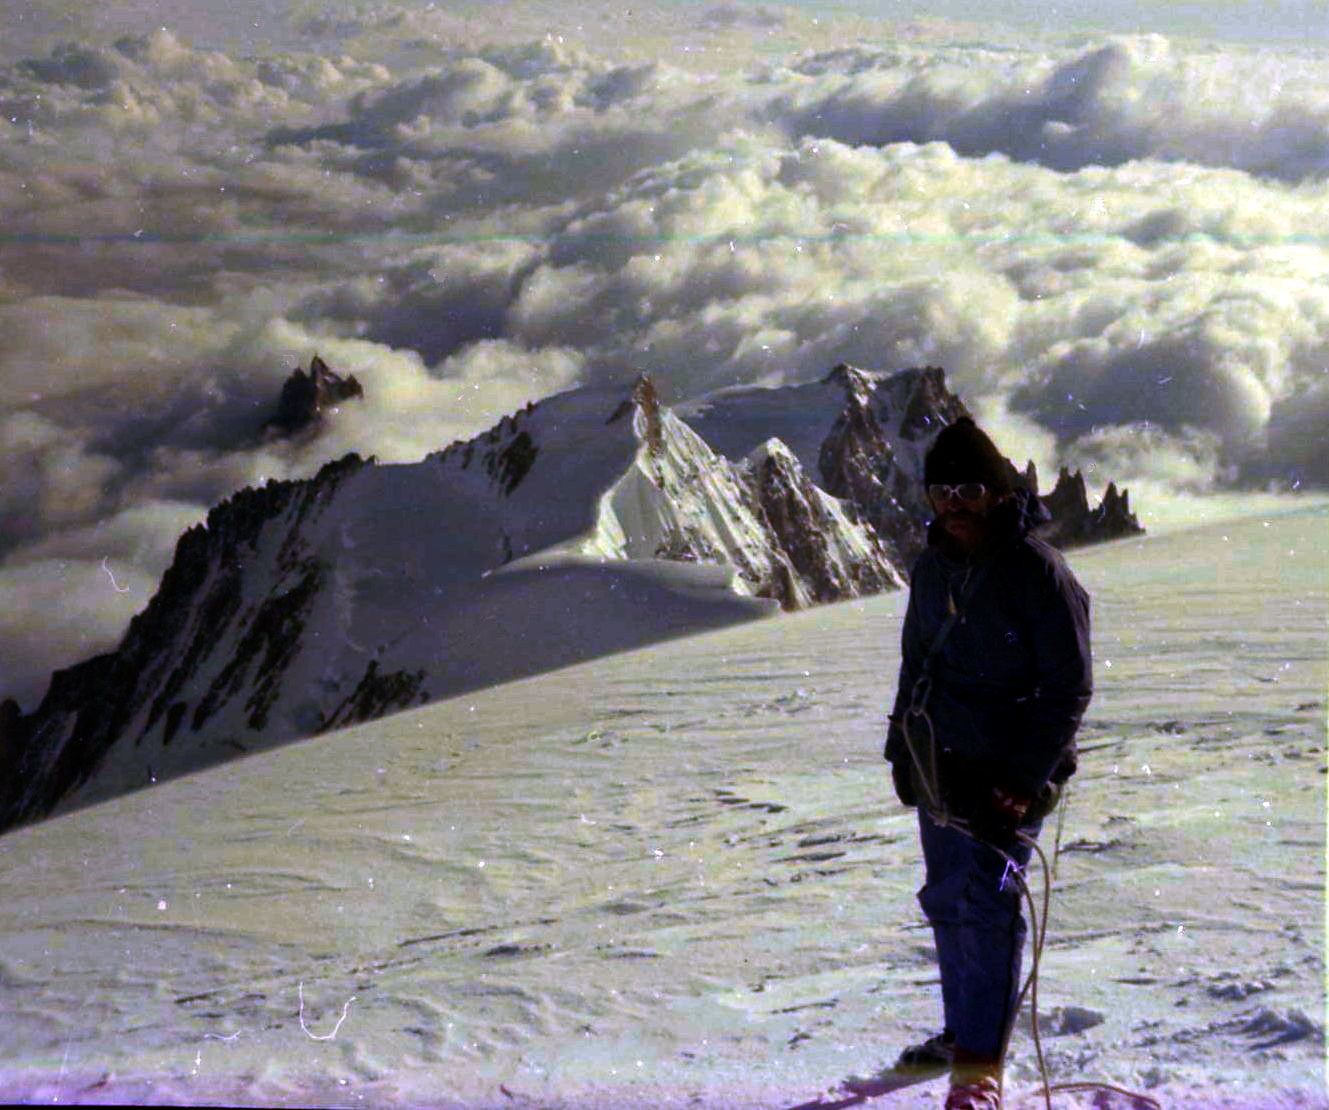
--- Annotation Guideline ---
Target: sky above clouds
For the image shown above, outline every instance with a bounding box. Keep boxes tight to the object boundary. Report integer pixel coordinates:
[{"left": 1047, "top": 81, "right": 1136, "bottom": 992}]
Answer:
[{"left": 3, "top": 0, "right": 1329, "bottom": 707}]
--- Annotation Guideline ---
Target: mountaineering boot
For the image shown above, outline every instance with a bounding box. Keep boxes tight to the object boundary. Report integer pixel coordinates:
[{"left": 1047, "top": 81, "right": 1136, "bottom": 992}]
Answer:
[
  {"left": 943, "top": 1074, "right": 1001, "bottom": 1109},
  {"left": 894, "top": 1028, "right": 955, "bottom": 1075},
  {"left": 840, "top": 1030, "right": 956, "bottom": 1097},
  {"left": 945, "top": 1050, "right": 1002, "bottom": 1110}
]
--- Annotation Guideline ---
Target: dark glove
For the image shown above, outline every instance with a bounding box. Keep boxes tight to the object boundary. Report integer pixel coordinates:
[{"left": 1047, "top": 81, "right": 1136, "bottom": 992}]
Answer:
[
  {"left": 961, "top": 785, "right": 1029, "bottom": 847},
  {"left": 1023, "top": 780, "right": 1064, "bottom": 825},
  {"left": 890, "top": 759, "right": 917, "bottom": 808},
  {"left": 990, "top": 785, "right": 1031, "bottom": 824}
]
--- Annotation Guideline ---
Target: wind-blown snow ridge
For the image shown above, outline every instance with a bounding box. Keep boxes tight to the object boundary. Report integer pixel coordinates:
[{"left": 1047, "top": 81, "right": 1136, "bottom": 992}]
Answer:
[{"left": 0, "top": 365, "right": 1138, "bottom": 831}]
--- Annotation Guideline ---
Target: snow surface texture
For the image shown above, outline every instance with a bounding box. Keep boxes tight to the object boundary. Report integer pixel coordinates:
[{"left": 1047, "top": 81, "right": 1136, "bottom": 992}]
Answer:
[{"left": 0, "top": 507, "right": 1324, "bottom": 1109}]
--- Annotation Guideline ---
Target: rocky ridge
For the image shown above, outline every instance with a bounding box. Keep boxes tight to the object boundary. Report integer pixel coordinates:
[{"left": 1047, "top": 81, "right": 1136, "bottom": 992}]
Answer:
[{"left": 0, "top": 364, "right": 1140, "bottom": 832}]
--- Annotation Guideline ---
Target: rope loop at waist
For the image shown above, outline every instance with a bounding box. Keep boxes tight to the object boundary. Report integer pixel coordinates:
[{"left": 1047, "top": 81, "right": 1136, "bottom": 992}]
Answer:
[
  {"left": 907, "top": 674, "right": 933, "bottom": 716},
  {"left": 901, "top": 684, "right": 947, "bottom": 818}
]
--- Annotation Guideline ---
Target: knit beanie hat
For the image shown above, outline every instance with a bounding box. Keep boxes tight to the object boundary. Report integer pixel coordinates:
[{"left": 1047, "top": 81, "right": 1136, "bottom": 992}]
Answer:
[{"left": 923, "top": 417, "right": 1013, "bottom": 496}]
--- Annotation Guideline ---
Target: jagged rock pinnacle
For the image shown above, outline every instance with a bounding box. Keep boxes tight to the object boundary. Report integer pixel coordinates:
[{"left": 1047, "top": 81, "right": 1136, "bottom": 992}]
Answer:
[
  {"left": 263, "top": 354, "right": 364, "bottom": 439},
  {"left": 1039, "top": 467, "right": 1143, "bottom": 547}
]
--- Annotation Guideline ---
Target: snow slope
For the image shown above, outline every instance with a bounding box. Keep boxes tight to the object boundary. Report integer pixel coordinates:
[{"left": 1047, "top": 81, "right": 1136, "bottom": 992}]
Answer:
[{"left": 0, "top": 505, "right": 1323, "bottom": 1109}]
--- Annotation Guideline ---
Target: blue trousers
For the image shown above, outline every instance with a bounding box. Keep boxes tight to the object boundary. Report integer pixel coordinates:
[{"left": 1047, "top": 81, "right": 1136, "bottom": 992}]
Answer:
[{"left": 916, "top": 807, "right": 1039, "bottom": 1062}]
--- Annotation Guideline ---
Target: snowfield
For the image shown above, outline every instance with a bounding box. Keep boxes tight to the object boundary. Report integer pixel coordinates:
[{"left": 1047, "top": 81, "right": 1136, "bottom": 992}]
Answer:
[{"left": 0, "top": 505, "right": 1324, "bottom": 1109}]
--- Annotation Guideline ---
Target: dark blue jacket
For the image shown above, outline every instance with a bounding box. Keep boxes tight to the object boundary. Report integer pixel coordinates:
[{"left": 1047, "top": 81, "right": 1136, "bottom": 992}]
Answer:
[{"left": 886, "top": 489, "right": 1092, "bottom": 802}]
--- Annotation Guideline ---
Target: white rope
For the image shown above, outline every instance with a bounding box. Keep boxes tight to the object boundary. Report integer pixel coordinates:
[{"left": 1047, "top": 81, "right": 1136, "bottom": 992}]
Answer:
[{"left": 298, "top": 981, "right": 356, "bottom": 1041}]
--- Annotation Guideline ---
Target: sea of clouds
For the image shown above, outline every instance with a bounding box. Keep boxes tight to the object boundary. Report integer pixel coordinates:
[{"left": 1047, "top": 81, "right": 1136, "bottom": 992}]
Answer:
[{"left": 2, "top": 1, "right": 1327, "bottom": 707}]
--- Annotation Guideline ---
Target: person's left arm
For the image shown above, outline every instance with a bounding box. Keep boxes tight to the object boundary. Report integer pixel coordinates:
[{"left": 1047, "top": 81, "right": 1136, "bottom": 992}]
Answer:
[{"left": 1006, "top": 545, "right": 1093, "bottom": 801}]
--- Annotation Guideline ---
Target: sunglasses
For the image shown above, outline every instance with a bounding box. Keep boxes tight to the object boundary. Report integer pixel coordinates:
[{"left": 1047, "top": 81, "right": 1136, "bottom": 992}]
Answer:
[{"left": 928, "top": 482, "right": 987, "bottom": 503}]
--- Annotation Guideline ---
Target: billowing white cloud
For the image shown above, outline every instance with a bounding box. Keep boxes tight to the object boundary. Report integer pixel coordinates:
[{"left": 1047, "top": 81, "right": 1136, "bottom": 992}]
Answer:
[
  {"left": 771, "top": 35, "right": 1329, "bottom": 181},
  {"left": 3, "top": 10, "right": 1329, "bottom": 704},
  {"left": 294, "top": 240, "right": 544, "bottom": 364},
  {"left": 965, "top": 397, "right": 1062, "bottom": 488},
  {"left": 0, "top": 411, "right": 124, "bottom": 552},
  {"left": 219, "top": 319, "right": 585, "bottom": 467},
  {"left": 15, "top": 499, "right": 206, "bottom": 570},
  {"left": 1068, "top": 422, "right": 1225, "bottom": 492},
  {"left": 1264, "top": 379, "right": 1329, "bottom": 488},
  {"left": 1011, "top": 262, "right": 1329, "bottom": 458}
]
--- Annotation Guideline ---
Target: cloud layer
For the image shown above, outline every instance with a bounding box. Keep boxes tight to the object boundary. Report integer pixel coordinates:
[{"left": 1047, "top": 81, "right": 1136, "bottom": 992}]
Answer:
[{"left": 3, "top": 6, "right": 1328, "bottom": 704}]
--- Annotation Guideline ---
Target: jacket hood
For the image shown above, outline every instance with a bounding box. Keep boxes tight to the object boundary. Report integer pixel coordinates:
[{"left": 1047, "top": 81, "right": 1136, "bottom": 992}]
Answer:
[{"left": 1002, "top": 486, "right": 1052, "bottom": 534}]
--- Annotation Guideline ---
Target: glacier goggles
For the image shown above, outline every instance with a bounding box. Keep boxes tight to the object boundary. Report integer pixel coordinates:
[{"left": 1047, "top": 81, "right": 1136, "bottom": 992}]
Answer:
[{"left": 928, "top": 482, "right": 987, "bottom": 504}]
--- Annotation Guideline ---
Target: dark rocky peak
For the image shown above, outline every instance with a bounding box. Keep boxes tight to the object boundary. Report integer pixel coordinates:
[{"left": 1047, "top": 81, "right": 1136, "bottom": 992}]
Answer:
[
  {"left": 814, "top": 366, "right": 1142, "bottom": 563},
  {"left": 631, "top": 373, "right": 664, "bottom": 454},
  {"left": 0, "top": 449, "right": 373, "bottom": 830},
  {"left": 193, "top": 451, "right": 370, "bottom": 553},
  {"left": 820, "top": 362, "right": 877, "bottom": 406},
  {"left": 0, "top": 647, "right": 127, "bottom": 829},
  {"left": 484, "top": 425, "right": 539, "bottom": 496},
  {"left": 607, "top": 373, "right": 664, "bottom": 453},
  {"left": 818, "top": 365, "right": 972, "bottom": 567},
  {"left": 113, "top": 452, "right": 369, "bottom": 706},
  {"left": 818, "top": 364, "right": 968, "bottom": 482},
  {"left": 1037, "top": 467, "right": 1144, "bottom": 548},
  {"left": 451, "top": 400, "right": 541, "bottom": 495},
  {"left": 263, "top": 354, "right": 364, "bottom": 439},
  {"left": 745, "top": 440, "right": 901, "bottom": 608},
  {"left": 889, "top": 365, "right": 972, "bottom": 441},
  {"left": 817, "top": 372, "right": 896, "bottom": 502}
]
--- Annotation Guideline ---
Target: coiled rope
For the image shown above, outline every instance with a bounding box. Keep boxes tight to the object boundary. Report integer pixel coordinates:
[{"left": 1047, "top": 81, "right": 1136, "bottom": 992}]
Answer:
[{"left": 901, "top": 704, "right": 1163, "bottom": 1110}]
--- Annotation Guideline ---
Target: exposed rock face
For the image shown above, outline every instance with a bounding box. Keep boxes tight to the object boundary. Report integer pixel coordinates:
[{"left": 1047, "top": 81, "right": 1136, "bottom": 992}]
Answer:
[
  {"left": 263, "top": 354, "right": 364, "bottom": 438},
  {"left": 891, "top": 364, "right": 971, "bottom": 443},
  {"left": 322, "top": 662, "right": 428, "bottom": 733},
  {"left": 599, "top": 374, "right": 904, "bottom": 610},
  {"left": 1036, "top": 466, "right": 1144, "bottom": 548},
  {"left": 816, "top": 365, "right": 946, "bottom": 569},
  {"left": 0, "top": 453, "right": 373, "bottom": 831},
  {"left": 810, "top": 364, "right": 1141, "bottom": 563},
  {"left": 744, "top": 438, "right": 903, "bottom": 606},
  {"left": 0, "top": 364, "right": 1141, "bottom": 833}
]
